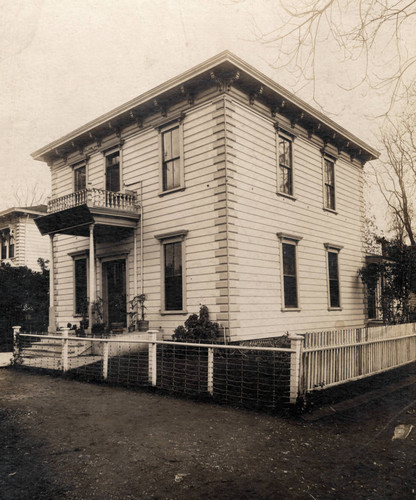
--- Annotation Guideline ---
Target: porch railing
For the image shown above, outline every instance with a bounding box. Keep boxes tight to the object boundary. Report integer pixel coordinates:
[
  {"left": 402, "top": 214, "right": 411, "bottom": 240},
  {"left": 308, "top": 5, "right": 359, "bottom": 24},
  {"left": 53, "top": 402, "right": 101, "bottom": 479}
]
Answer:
[{"left": 47, "top": 188, "right": 140, "bottom": 214}]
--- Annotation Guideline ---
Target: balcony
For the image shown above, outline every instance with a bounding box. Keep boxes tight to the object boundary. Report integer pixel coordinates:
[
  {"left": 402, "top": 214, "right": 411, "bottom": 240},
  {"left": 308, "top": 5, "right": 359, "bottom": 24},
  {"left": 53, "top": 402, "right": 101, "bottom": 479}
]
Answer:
[
  {"left": 36, "top": 189, "right": 140, "bottom": 239},
  {"left": 47, "top": 188, "right": 139, "bottom": 214}
]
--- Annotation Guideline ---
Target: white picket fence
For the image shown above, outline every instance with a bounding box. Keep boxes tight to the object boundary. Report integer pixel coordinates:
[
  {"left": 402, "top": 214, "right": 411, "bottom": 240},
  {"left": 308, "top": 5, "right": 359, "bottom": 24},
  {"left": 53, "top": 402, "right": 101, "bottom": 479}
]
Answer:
[{"left": 301, "top": 322, "right": 416, "bottom": 392}]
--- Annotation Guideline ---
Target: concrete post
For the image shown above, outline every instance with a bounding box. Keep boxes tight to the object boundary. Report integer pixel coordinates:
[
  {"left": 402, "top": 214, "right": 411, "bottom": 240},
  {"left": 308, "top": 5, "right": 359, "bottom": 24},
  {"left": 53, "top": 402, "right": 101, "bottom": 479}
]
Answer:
[
  {"left": 12, "top": 326, "right": 21, "bottom": 361},
  {"left": 61, "top": 327, "right": 69, "bottom": 372},
  {"left": 207, "top": 347, "right": 214, "bottom": 396},
  {"left": 147, "top": 330, "right": 158, "bottom": 386},
  {"left": 289, "top": 333, "right": 304, "bottom": 405},
  {"left": 102, "top": 341, "right": 109, "bottom": 380}
]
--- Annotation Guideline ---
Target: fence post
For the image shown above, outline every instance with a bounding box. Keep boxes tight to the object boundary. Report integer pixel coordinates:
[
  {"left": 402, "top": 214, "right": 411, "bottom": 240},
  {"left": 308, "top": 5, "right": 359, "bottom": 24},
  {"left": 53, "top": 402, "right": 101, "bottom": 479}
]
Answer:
[
  {"left": 148, "top": 330, "right": 158, "bottom": 387},
  {"left": 12, "top": 326, "right": 21, "bottom": 361},
  {"left": 289, "top": 333, "right": 304, "bottom": 405},
  {"left": 207, "top": 347, "right": 214, "bottom": 396},
  {"left": 102, "top": 341, "right": 109, "bottom": 380},
  {"left": 61, "top": 327, "right": 69, "bottom": 372}
]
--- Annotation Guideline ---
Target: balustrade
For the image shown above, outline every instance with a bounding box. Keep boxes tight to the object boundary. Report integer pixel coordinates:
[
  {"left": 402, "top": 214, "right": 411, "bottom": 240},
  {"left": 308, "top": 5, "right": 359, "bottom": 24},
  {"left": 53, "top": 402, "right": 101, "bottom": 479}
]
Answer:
[{"left": 47, "top": 188, "right": 139, "bottom": 214}]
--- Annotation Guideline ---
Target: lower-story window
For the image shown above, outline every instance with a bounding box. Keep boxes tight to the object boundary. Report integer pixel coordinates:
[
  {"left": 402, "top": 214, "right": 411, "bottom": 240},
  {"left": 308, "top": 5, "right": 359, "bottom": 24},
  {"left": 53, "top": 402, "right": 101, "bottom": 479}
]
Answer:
[
  {"left": 74, "top": 256, "right": 88, "bottom": 316},
  {"left": 325, "top": 244, "right": 342, "bottom": 309},
  {"left": 278, "top": 232, "right": 302, "bottom": 310},
  {"left": 155, "top": 230, "right": 188, "bottom": 314}
]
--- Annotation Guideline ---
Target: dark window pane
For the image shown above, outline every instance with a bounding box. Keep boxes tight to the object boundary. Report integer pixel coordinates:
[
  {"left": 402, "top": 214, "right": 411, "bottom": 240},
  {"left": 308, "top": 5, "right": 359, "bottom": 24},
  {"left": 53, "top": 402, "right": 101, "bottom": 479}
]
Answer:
[
  {"left": 162, "top": 126, "right": 180, "bottom": 191},
  {"left": 1, "top": 234, "right": 7, "bottom": 259},
  {"left": 75, "top": 258, "right": 88, "bottom": 315},
  {"left": 106, "top": 152, "right": 120, "bottom": 192},
  {"left": 9, "top": 233, "right": 14, "bottom": 258},
  {"left": 282, "top": 243, "right": 297, "bottom": 308},
  {"left": 74, "top": 165, "right": 86, "bottom": 192},
  {"left": 164, "top": 241, "right": 182, "bottom": 310},
  {"left": 328, "top": 252, "right": 340, "bottom": 307},
  {"left": 279, "top": 137, "right": 292, "bottom": 195}
]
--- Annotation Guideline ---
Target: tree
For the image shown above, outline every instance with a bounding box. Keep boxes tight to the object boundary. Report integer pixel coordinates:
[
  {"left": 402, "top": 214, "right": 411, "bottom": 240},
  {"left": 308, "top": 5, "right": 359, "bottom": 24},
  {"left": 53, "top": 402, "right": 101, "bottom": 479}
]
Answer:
[
  {"left": 244, "top": 0, "right": 416, "bottom": 115},
  {"left": 0, "top": 263, "right": 49, "bottom": 349},
  {"left": 12, "top": 180, "right": 49, "bottom": 207},
  {"left": 360, "top": 239, "right": 416, "bottom": 323},
  {"left": 370, "top": 103, "right": 416, "bottom": 245}
]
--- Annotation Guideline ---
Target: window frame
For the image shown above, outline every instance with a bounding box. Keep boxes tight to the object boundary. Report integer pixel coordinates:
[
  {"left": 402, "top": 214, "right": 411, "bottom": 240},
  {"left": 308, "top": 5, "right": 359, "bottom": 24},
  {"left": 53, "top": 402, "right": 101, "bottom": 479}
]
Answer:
[
  {"left": 276, "top": 129, "right": 295, "bottom": 198},
  {"left": 324, "top": 243, "right": 343, "bottom": 310},
  {"left": 0, "top": 228, "right": 14, "bottom": 261},
  {"left": 155, "top": 230, "right": 188, "bottom": 315},
  {"left": 322, "top": 154, "right": 337, "bottom": 212},
  {"left": 277, "top": 233, "right": 302, "bottom": 311},
  {"left": 72, "top": 254, "right": 89, "bottom": 317},
  {"left": 159, "top": 120, "right": 184, "bottom": 196},
  {"left": 104, "top": 147, "right": 122, "bottom": 193},
  {"left": 72, "top": 161, "right": 88, "bottom": 193}
]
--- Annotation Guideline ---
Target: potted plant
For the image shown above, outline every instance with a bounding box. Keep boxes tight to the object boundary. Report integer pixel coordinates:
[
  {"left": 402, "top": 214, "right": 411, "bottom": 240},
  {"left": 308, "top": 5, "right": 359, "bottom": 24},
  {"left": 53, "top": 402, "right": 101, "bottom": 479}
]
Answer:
[{"left": 128, "top": 293, "right": 149, "bottom": 332}]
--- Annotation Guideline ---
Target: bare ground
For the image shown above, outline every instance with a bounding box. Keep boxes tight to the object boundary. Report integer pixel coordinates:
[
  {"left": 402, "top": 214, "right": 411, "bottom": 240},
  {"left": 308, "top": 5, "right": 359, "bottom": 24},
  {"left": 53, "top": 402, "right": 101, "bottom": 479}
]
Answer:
[{"left": 1, "top": 368, "right": 416, "bottom": 499}]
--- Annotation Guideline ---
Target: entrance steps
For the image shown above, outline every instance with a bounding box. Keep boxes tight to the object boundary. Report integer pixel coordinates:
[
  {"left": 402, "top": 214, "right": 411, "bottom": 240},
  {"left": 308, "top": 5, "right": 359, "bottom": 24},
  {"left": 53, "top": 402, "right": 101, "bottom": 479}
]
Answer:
[{"left": 21, "top": 337, "right": 92, "bottom": 358}]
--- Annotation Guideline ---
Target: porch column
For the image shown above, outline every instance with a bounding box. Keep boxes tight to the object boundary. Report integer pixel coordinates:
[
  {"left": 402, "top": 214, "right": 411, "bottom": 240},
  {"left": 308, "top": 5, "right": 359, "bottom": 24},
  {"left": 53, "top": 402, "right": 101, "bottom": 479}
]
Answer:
[
  {"left": 48, "top": 234, "right": 56, "bottom": 333},
  {"left": 87, "top": 224, "right": 96, "bottom": 335}
]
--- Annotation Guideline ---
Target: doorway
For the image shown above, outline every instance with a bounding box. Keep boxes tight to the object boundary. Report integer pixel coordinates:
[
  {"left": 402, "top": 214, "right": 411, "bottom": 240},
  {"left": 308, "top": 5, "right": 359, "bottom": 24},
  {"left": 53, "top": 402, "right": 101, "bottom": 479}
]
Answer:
[{"left": 102, "top": 259, "right": 127, "bottom": 327}]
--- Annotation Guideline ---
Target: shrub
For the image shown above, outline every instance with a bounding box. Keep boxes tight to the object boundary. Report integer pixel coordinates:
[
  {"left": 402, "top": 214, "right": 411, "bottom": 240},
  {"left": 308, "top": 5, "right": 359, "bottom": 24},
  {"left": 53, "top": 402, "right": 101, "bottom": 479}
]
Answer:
[{"left": 172, "top": 305, "right": 220, "bottom": 342}]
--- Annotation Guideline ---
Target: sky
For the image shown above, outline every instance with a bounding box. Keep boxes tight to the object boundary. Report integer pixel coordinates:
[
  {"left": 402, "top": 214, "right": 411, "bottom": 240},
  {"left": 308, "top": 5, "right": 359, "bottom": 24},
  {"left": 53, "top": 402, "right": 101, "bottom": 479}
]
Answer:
[{"left": 0, "top": 0, "right": 409, "bottom": 227}]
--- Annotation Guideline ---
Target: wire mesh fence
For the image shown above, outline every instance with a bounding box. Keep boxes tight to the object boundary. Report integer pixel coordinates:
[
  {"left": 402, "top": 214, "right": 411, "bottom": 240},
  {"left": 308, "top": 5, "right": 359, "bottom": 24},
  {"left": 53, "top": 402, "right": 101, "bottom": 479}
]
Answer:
[{"left": 12, "top": 330, "right": 295, "bottom": 411}]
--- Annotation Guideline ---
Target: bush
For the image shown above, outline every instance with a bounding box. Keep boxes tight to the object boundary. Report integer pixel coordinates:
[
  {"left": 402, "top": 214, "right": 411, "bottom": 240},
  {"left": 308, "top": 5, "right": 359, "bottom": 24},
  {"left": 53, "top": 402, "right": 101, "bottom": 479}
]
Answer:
[{"left": 172, "top": 305, "right": 220, "bottom": 342}]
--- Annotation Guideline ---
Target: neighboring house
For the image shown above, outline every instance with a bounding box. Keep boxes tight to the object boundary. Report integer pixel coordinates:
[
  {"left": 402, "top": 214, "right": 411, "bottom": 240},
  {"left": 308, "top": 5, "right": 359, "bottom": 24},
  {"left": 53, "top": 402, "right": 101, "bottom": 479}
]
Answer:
[
  {"left": 0, "top": 205, "right": 49, "bottom": 271},
  {"left": 33, "top": 52, "right": 379, "bottom": 341}
]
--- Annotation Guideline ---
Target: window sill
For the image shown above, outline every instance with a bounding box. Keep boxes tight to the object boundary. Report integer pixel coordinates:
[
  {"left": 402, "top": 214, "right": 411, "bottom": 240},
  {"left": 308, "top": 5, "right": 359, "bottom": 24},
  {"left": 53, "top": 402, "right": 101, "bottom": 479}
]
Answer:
[
  {"left": 328, "top": 307, "right": 343, "bottom": 311},
  {"left": 277, "top": 192, "right": 296, "bottom": 201},
  {"left": 159, "top": 186, "right": 185, "bottom": 197},
  {"left": 281, "top": 307, "right": 301, "bottom": 312},
  {"left": 160, "top": 310, "right": 188, "bottom": 316},
  {"left": 323, "top": 207, "right": 338, "bottom": 215}
]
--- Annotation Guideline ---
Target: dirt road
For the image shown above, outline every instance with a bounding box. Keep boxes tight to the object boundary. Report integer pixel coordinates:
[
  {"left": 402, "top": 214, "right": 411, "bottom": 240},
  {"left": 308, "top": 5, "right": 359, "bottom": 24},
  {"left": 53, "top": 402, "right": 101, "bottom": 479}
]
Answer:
[{"left": 1, "top": 368, "right": 416, "bottom": 499}]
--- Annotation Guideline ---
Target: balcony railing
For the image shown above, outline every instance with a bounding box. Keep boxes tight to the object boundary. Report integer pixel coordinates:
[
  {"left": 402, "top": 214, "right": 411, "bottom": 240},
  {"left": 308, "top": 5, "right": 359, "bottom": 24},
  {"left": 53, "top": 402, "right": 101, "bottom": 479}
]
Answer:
[{"left": 47, "top": 189, "right": 140, "bottom": 214}]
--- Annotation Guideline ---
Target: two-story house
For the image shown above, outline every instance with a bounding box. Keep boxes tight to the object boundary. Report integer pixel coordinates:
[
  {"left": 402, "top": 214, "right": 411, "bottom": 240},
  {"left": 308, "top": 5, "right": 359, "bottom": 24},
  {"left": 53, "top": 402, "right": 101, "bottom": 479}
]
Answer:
[
  {"left": 33, "top": 52, "right": 378, "bottom": 340},
  {"left": 0, "top": 205, "right": 49, "bottom": 271}
]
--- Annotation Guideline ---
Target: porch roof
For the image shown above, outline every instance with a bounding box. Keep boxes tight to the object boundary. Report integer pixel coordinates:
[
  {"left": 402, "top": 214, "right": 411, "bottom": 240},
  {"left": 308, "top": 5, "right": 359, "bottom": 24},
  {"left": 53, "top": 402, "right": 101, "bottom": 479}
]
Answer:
[{"left": 35, "top": 204, "right": 138, "bottom": 240}]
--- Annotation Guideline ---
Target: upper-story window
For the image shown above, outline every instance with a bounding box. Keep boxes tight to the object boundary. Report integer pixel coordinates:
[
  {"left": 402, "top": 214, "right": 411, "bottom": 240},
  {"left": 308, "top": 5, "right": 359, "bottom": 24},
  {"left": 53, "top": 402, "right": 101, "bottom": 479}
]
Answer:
[
  {"left": 324, "top": 157, "right": 336, "bottom": 210},
  {"left": 278, "top": 135, "right": 293, "bottom": 196},
  {"left": 1, "top": 229, "right": 14, "bottom": 260},
  {"left": 73, "top": 162, "right": 86, "bottom": 192},
  {"left": 160, "top": 121, "right": 184, "bottom": 194},
  {"left": 105, "top": 150, "right": 121, "bottom": 192}
]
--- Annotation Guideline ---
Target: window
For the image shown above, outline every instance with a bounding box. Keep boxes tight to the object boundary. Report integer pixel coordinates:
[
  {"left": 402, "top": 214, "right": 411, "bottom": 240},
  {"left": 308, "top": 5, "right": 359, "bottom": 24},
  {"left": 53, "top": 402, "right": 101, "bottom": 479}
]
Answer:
[
  {"left": 105, "top": 150, "right": 121, "bottom": 192},
  {"left": 325, "top": 245, "right": 342, "bottom": 309},
  {"left": 278, "top": 135, "right": 293, "bottom": 195},
  {"left": 278, "top": 233, "right": 302, "bottom": 310},
  {"left": 324, "top": 157, "right": 336, "bottom": 210},
  {"left": 1, "top": 229, "right": 14, "bottom": 260},
  {"left": 74, "top": 257, "right": 88, "bottom": 316},
  {"left": 155, "top": 230, "right": 188, "bottom": 313},
  {"left": 73, "top": 163, "right": 86, "bottom": 192},
  {"left": 160, "top": 122, "right": 184, "bottom": 193},
  {"left": 164, "top": 241, "right": 183, "bottom": 310}
]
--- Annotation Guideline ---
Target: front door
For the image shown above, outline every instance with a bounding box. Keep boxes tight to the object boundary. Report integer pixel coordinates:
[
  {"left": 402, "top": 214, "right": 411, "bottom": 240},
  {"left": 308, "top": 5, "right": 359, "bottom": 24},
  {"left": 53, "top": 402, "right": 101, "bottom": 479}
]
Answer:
[{"left": 103, "top": 259, "right": 126, "bottom": 326}]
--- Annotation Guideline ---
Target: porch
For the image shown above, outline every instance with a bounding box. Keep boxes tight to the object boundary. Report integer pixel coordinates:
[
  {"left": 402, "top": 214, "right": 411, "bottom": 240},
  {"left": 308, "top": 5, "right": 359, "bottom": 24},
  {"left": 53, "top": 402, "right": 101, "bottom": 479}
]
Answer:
[{"left": 34, "top": 188, "right": 141, "bottom": 335}]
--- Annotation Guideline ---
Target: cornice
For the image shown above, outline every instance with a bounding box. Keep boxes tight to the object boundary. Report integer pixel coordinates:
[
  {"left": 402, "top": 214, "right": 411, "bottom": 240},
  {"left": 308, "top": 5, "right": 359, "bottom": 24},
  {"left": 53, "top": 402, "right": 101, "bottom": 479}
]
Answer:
[{"left": 31, "top": 50, "right": 379, "bottom": 165}]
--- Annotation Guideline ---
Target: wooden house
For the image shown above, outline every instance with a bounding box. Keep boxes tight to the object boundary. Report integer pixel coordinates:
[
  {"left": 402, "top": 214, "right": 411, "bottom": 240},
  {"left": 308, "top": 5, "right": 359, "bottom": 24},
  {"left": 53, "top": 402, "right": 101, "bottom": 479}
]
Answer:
[
  {"left": 0, "top": 205, "right": 49, "bottom": 271},
  {"left": 32, "top": 52, "right": 379, "bottom": 340}
]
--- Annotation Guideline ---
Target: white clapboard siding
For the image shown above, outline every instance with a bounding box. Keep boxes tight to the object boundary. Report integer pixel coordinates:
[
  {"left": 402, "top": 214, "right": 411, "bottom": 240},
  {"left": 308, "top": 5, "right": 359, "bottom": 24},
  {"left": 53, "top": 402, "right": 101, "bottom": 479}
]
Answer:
[{"left": 225, "top": 98, "right": 366, "bottom": 341}]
